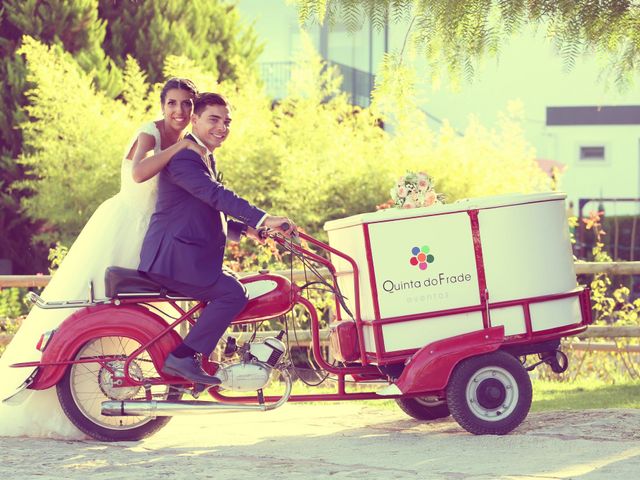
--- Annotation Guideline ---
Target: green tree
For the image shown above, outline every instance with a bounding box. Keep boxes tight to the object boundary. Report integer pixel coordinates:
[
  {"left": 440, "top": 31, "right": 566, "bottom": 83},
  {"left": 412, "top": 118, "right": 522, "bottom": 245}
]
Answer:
[
  {"left": 0, "top": 0, "right": 123, "bottom": 273},
  {"left": 294, "top": 0, "right": 640, "bottom": 89},
  {"left": 220, "top": 38, "right": 548, "bottom": 235},
  {"left": 98, "top": 0, "right": 263, "bottom": 84},
  {"left": 1, "top": 0, "right": 261, "bottom": 272},
  {"left": 16, "top": 37, "right": 144, "bottom": 245},
  {"left": 15, "top": 33, "right": 547, "bottom": 264}
]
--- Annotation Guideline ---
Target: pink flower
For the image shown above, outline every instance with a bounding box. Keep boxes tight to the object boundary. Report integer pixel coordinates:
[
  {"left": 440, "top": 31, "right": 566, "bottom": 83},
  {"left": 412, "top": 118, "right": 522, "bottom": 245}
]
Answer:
[
  {"left": 391, "top": 171, "right": 442, "bottom": 210},
  {"left": 425, "top": 191, "right": 437, "bottom": 207}
]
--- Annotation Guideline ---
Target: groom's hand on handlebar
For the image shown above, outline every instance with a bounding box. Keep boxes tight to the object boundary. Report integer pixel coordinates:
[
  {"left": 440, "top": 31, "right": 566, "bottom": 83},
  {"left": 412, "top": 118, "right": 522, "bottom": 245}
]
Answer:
[
  {"left": 262, "top": 215, "right": 297, "bottom": 239},
  {"left": 246, "top": 226, "right": 268, "bottom": 244}
]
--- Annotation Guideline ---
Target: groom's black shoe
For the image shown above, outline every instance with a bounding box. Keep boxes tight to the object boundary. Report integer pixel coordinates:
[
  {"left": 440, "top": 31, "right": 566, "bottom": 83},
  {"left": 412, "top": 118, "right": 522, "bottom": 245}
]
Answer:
[{"left": 161, "top": 353, "right": 222, "bottom": 385}]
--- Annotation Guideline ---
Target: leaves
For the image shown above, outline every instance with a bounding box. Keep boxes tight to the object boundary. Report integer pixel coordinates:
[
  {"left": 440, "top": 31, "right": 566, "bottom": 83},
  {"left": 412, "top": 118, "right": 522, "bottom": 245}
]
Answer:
[
  {"left": 98, "top": 0, "right": 262, "bottom": 84},
  {"left": 14, "top": 31, "right": 548, "bottom": 265},
  {"left": 121, "top": 56, "right": 151, "bottom": 121},
  {"left": 293, "top": 0, "right": 640, "bottom": 87},
  {"left": 16, "top": 36, "right": 137, "bottom": 244}
]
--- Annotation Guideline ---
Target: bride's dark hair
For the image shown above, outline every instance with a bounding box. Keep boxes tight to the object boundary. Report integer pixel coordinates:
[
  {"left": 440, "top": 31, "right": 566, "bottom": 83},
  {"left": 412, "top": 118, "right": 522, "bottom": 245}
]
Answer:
[{"left": 160, "top": 77, "right": 198, "bottom": 104}]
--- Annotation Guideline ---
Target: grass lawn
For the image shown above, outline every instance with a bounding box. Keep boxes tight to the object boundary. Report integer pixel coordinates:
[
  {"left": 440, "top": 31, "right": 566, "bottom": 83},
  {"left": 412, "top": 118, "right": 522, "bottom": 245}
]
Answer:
[{"left": 530, "top": 378, "right": 640, "bottom": 412}]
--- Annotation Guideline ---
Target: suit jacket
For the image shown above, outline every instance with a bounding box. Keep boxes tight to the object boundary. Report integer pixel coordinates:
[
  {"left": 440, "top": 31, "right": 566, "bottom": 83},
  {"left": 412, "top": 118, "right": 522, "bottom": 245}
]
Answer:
[{"left": 138, "top": 134, "right": 265, "bottom": 286}]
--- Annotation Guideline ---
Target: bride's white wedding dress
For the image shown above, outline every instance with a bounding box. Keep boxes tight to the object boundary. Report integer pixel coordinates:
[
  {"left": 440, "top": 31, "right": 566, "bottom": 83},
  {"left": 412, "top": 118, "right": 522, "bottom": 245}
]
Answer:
[{"left": 0, "top": 122, "right": 163, "bottom": 439}]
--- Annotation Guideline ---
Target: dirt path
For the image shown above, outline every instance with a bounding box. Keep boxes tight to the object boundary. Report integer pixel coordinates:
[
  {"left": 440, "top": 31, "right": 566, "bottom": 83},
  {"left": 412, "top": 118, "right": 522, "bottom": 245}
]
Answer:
[{"left": 1, "top": 405, "right": 639, "bottom": 479}]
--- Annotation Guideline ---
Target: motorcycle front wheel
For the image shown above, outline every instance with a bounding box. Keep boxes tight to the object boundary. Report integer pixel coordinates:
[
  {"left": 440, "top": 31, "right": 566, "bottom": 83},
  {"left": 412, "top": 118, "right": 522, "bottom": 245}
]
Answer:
[{"left": 57, "top": 335, "right": 180, "bottom": 442}]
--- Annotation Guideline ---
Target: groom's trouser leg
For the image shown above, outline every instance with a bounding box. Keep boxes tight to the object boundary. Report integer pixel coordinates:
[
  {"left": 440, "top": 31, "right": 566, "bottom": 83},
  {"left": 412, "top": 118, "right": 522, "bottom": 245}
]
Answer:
[{"left": 145, "top": 271, "right": 249, "bottom": 357}]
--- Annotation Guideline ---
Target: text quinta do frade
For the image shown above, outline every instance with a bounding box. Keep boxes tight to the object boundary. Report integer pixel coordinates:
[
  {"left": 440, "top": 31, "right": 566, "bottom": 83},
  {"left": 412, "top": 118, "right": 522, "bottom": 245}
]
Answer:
[{"left": 382, "top": 272, "right": 473, "bottom": 294}]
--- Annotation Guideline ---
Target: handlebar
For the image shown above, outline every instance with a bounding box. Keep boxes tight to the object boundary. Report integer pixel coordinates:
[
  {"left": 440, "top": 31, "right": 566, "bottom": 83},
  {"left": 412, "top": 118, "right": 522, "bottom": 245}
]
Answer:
[{"left": 258, "top": 222, "right": 294, "bottom": 241}]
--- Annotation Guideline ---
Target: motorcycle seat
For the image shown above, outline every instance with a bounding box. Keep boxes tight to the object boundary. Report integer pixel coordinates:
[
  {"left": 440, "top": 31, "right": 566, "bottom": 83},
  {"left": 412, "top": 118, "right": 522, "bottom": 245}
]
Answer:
[{"left": 104, "top": 266, "right": 188, "bottom": 299}]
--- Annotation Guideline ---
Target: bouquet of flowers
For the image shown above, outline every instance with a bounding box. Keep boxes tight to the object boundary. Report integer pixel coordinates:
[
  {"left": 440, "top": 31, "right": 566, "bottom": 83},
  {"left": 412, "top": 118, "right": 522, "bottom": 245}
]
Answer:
[{"left": 389, "top": 171, "right": 443, "bottom": 209}]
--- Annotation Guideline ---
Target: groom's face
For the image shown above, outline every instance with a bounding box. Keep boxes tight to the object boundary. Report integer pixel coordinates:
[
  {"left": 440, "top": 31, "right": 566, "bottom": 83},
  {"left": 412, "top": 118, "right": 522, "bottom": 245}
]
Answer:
[{"left": 191, "top": 104, "right": 231, "bottom": 151}]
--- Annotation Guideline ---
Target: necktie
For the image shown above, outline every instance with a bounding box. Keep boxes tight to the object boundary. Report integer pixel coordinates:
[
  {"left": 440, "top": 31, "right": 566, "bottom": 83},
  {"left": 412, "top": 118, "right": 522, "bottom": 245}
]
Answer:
[{"left": 208, "top": 154, "right": 224, "bottom": 184}]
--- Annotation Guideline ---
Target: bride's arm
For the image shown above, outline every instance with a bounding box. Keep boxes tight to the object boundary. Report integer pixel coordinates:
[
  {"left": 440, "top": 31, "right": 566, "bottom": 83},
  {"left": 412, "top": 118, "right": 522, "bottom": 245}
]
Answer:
[{"left": 131, "top": 135, "right": 206, "bottom": 183}]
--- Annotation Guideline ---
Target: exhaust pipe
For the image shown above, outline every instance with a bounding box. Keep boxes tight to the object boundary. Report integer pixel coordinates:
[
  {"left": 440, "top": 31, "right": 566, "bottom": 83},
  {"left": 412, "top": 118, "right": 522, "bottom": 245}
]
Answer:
[
  {"left": 102, "top": 399, "right": 278, "bottom": 416},
  {"left": 102, "top": 368, "right": 292, "bottom": 416}
]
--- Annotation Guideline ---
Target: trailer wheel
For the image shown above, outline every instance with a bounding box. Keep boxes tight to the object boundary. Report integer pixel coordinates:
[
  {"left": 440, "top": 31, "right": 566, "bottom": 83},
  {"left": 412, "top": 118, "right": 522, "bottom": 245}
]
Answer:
[
  {"left": 446, "top": 351, "right": 532, "bottom": 435},
  {"left": 57, "top": 335, "right": 181, "bottom": 442},
  {"left": 395, "top": 397, "right": 450, "bottom": 420}
]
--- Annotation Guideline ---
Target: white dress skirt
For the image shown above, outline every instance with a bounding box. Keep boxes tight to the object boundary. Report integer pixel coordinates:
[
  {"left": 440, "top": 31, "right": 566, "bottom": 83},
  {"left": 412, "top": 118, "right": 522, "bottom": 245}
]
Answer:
[{"left": 0, "top": 122, "right": 162, "bottom": 439}]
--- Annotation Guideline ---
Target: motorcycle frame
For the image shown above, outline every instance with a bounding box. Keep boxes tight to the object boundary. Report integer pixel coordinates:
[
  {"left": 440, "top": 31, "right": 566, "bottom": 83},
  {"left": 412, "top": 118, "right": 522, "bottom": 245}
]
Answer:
[{"left": 13, "top": 228, "right": 593, "bottom": 403}]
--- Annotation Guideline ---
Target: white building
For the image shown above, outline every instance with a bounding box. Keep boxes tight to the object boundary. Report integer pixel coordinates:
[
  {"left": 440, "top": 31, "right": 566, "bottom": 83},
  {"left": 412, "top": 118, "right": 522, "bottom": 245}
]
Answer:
[{"left": 544, "top": 106, "right": 640, "bottom": 217}]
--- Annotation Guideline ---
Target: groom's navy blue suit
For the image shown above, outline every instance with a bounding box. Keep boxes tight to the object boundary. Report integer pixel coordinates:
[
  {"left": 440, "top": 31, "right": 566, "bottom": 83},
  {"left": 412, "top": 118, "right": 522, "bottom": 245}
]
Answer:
[{"left": 138, "top": 133, "right": 265, "bottom": 356}]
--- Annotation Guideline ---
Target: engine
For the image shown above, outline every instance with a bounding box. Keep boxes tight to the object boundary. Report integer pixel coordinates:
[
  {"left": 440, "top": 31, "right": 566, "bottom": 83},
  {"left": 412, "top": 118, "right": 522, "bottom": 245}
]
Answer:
[{"left": 215, "top": 335, "right": 287, "bottom": 392}]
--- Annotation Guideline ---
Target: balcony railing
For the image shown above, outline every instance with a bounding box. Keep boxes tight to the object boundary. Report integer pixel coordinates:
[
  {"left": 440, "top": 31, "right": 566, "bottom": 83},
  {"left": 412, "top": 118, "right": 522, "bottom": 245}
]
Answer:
[{"left": 260, "top": 61, "right": 374, "bottom": 108}]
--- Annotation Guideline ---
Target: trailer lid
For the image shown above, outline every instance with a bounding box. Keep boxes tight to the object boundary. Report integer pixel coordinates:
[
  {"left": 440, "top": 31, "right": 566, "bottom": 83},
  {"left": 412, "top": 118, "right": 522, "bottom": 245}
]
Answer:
[{"left": 323, "top": 191, "right": 567, "bottom": 231}]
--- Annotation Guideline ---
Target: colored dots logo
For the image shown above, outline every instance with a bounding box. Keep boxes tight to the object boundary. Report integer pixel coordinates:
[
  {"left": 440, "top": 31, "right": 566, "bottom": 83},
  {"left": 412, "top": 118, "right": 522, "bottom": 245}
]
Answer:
[{"left": 409, "top": 245, "right": 435, "bottom": 270}]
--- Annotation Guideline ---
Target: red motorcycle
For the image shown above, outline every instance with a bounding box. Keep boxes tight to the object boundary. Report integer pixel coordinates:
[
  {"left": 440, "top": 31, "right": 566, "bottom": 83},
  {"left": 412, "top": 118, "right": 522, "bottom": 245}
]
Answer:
[{"left": 10, "top": 209, "right": 592, "bottom": 441}]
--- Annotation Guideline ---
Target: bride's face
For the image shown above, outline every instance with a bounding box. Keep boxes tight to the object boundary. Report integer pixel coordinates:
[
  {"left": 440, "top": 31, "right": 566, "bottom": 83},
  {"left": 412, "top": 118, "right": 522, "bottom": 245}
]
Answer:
[{"left": 162, "top": 88, "right": 194, "bottom": 132}]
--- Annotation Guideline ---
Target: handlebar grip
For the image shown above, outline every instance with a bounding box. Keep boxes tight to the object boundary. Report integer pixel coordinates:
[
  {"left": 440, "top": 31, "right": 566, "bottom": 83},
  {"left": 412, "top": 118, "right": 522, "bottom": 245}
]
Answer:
[{"left": 257, "top": 222, "right": 292, "bottom": 241}]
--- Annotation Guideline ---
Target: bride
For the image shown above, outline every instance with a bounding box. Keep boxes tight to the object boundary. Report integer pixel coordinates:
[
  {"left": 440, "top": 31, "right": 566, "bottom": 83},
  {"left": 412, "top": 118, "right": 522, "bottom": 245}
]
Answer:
[{"left": 0, "top": 77, "right": 205, "bottom": 439}]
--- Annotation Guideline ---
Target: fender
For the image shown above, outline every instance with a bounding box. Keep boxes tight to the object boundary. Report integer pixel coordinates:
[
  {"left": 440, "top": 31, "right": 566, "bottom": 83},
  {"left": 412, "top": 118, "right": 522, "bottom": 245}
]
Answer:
[
  {"left": 395, "top": 326, "right": 505, "bottom": 395},
  {"left": 30, "top": 304, "right": 181, "bottom": 390}
]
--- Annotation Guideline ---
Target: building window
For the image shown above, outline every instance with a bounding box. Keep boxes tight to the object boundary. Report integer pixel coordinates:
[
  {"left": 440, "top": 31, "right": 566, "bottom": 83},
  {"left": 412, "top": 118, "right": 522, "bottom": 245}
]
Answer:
[{"left": 579, "top": 146, "right": 606, "bottom": 161}]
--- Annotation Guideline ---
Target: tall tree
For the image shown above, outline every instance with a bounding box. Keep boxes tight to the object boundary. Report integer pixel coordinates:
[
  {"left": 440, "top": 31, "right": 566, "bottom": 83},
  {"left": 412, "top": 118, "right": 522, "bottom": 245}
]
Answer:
[
  {"left": 98, "top": 0, "right": 263, "bottom": 84},
  {"left": 294, "top": 0, "right": 640, "bottom": 89},
  {"left": 0, "top": 0, "right": 121, "bottom": 273},
  {"left": 16, "top": 37, "right": 145, "bottom": 245},
  {"left": 1, "top": 0, "right": 262, "bottom": 272}
]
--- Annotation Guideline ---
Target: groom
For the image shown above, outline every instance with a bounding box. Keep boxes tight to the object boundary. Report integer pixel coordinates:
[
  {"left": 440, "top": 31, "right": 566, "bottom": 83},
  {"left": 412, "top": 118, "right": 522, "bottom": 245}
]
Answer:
[{"left": 138, "top": 92, "right": 295, "bottom": 384}]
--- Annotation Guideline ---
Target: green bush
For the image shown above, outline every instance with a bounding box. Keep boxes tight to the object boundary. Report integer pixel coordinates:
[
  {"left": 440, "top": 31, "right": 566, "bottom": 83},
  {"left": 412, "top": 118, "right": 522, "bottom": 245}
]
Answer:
[
  {"left": 15, "top": 36, "right": 550, "bottom": 262},
  {"left": 543, "top": 211, "right": 640, "bottom": 383},
  {"left": 16, "top": 36, "right": 146, "bottom": 245},
  {"left": 0, "top": 287, "right": 29, "bottom": 320}
]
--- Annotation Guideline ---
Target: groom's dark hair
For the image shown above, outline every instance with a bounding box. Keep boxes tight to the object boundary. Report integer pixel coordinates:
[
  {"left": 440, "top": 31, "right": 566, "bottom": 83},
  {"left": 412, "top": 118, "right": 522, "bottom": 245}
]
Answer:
[{"left": 194, "top": 93, "right": 229, "bottom": 115}]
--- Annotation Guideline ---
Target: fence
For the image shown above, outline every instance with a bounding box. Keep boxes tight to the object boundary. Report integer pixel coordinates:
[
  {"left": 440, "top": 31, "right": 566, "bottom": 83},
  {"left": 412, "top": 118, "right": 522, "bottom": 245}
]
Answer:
[
  {"left": 1, "top": 262, "right": 639, "bottom": 350},
  {"left": 1, "top": 261, "right": 638, "bottom": 288},
  {"left": 260, "top": 61, "right": 374, "bottom": 108}
]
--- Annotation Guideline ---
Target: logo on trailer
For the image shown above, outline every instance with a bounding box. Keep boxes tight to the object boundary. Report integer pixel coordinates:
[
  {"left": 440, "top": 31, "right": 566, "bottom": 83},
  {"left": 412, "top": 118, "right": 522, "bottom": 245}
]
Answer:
[{"left": 409, "top": 245, "right": 435, "bottom": 270}]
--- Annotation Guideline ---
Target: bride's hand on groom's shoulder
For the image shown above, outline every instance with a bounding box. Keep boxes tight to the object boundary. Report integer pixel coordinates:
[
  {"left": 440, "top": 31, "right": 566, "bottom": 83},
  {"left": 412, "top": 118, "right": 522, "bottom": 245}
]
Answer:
[{"left": 182, "top": 139, "right": 207, "bottom": 161}]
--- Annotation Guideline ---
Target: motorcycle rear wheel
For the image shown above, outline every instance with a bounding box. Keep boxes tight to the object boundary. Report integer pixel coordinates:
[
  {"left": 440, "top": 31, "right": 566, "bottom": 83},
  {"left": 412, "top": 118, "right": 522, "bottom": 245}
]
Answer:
[
  {"left": 446, "top": 350, "right": 532, "bottom": 435},
  {"left": 395, "top": 397, "right": 450, "bottom": 420},
  {"left": 57, "top": 335, "right": 180, "bottom": 442}
]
